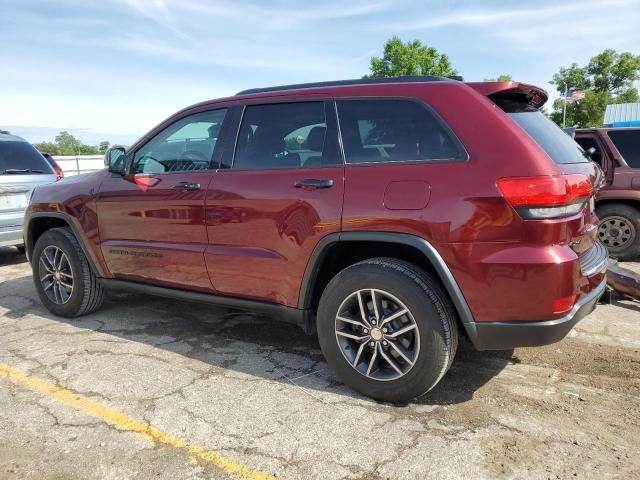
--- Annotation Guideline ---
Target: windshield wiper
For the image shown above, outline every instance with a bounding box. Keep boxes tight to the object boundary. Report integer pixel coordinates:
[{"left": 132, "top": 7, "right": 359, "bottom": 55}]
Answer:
[{"left": 1, "top": 168, "right": 45, "bottom": 174}]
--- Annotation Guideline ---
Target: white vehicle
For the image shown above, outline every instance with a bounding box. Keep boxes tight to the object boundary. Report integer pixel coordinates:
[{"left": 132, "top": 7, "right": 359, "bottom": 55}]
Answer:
[{"left": 0, "top": 132, "right": 58, "bottom": 251}]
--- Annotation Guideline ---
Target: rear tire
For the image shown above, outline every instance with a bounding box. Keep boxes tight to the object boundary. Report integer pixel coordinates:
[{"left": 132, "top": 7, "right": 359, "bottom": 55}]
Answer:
[
  {"left": 32, "top": 227, "right": 104, "bottom": 317},
  {"left": 317, "top": 258, "right": 458, "bottom": 403},
  {"left": 596, "top": 203, "right": 640, "bottom": 260}
]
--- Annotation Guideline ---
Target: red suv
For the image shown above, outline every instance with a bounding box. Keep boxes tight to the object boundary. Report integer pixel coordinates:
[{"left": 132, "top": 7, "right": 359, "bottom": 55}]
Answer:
[{"left": 24, "top": 77, "right": 607, "bottom": 402}]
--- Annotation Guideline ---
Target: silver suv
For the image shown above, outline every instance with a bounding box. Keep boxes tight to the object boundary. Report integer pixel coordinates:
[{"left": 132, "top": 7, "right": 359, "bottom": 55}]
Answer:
[{"left": 0, "top": 132, "right": 57, "bottom": 251}]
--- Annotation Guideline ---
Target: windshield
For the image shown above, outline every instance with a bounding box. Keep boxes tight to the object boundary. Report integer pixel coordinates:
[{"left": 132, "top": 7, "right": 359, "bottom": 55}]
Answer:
[
  {"left": 0, "top": 141, "right": 53, "bottom": 174},
  {"left": 508, "top": 111, "right": 588, "bottom": 165}
]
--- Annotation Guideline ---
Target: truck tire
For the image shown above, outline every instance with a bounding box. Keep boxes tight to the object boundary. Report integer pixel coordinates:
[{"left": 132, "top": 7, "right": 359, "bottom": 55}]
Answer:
[
  {"left": 596, "top": 203, "right": 640, "bottom": 260},
  {"left": 317, "top": 257, "right": 458, "bottom": 403},
  {"left": 32, "top": 227, "right": 105, "bottom": 317}
]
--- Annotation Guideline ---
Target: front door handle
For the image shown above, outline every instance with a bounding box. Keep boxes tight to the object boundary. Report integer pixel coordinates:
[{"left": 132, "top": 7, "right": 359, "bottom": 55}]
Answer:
[
  {"left": 294, "top": 178, "right": 334, "bottom": 189},
  {"left": 172, "top": 181, "right": 201, "bottom": 191}
]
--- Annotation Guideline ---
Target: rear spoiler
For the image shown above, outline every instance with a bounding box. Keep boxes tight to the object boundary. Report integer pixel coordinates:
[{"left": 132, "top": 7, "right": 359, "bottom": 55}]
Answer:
[{"left": 466, "top": 81, "right": 548, "bottom": 110}]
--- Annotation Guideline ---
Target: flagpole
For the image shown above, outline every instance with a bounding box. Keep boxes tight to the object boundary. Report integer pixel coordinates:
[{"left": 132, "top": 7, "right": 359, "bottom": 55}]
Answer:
[{"left": 562, "top": 83, "right": 568, "bottom": 128}]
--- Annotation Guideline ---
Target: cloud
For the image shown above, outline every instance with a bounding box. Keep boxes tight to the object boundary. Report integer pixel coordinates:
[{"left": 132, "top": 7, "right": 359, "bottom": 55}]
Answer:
[
  {"left": 117, "top": 0, "right": 190, "bottom": 38},
  {"left": 3, "top": 0, "right": 639, "bottom": 140},
  {"left": 388, "top": 0, "right": 640, "bottom": 31}
]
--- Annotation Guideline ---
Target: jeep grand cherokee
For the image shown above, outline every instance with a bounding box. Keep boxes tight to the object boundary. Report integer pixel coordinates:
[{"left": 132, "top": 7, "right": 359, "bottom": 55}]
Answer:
[{"left": 24, "top": 77, "right": 608, "bottom": 402}]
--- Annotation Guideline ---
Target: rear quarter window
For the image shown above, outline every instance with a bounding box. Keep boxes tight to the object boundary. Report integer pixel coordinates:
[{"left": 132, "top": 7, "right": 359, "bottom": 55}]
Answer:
[
  {"left": 507, "top": 111, "right": 588, "bottom": 165},
  {"left": 0, "top": 141, "right": 53, "bottom": 173},
  {"left": 607, "top": 130, "right": 640, "bottom": 168}
]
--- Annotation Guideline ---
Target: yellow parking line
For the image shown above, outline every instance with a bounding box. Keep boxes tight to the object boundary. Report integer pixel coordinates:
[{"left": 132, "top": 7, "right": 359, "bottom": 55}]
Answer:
[{"left": 0, "top": 362, "right": 273, "bottom": 480}]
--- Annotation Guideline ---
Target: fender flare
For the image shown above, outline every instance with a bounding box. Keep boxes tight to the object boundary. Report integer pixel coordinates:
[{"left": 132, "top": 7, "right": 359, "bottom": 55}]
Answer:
[
  {"left": 298, "top": 231, "right": 478, "bottom": 341},
  {"left": 25, "top": 212, "right": 104, "bottom": 277}
]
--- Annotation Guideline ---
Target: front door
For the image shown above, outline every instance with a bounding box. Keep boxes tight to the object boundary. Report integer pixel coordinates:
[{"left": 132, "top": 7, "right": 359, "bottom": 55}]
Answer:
[
  {"left": 96, "top": 108, "right": 228, "bottom": 292},
  {"left": 205, "top": 100, "right": 344, "bottom": 306}
]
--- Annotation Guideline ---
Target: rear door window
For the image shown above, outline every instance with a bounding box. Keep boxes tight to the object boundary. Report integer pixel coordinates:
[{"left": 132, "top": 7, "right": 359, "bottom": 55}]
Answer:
[
  {"left": 608, "top": 130, "right": 640, "bottom": 168},
  {"left": 0, "top": 141, "right": 53, "bottom": 174},
  {"left": 336, "top": 99, "right": 466, "bottom": 164}
]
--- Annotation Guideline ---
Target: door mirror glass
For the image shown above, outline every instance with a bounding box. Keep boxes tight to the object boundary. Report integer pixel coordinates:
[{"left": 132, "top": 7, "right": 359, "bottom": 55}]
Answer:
[{"left": 104, "top": 146, "right": 127, "bottom": 173}]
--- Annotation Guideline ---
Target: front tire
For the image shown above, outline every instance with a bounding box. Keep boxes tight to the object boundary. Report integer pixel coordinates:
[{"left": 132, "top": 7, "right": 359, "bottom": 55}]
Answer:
[
  {"left": 597, "top": 203, "right": 640, "bottom": 260},
  {"left": 317, "top": 258, "right": 458, "bottom": 403},
  {"left": 32, "top": 227, "right": 104, "bottom": 317}
]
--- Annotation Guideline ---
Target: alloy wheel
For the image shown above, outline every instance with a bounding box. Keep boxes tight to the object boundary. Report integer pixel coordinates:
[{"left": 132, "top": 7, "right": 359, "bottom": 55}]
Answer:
[
  {"left": 38, "top": 246, "right": 74, "bottom": 305},
  {"left": 334, "top": 289, "right": 420, "bottom": 381}
]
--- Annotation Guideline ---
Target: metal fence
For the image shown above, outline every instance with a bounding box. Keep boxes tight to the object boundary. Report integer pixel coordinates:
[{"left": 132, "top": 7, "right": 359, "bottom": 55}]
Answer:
[{"left": 52, "top": 155, "right": 104, "bottom": 176}]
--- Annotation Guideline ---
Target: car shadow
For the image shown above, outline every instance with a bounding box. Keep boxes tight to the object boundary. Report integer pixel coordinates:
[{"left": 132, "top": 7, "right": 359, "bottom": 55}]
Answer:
[
  {"left": 0, "top": 256, "right": 512, "bottom": 406},
  {"left": 610, "top": 293, "right": 640, "bottom": 313},
  {"left": 0, "top": 247, "right": 27, "bottom": 266}
]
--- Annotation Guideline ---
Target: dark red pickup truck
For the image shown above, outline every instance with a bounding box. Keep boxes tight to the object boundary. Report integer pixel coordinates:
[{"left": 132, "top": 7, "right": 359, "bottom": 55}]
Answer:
[{"left": 572, "top": 128, "right": 640, "bottom": 259}]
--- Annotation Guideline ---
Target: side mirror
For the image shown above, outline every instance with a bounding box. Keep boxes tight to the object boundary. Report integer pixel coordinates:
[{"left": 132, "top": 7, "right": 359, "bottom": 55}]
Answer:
[{"left": 104, "top": 146, "right": 127, "bottom": 174}]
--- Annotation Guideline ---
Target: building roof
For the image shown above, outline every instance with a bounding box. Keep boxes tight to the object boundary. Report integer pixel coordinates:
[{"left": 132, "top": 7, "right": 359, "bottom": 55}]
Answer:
[{"left": 604, "top": 103, "right": 640, "bottom": 127}]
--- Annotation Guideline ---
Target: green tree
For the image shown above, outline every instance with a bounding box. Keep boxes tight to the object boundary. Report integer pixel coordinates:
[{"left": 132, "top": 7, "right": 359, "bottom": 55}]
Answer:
[
  {"left": 588, "top": 49, "right": 640, "bottom": 94},
  {"left": 98, "top": 141, "right": 110, "bottom": 154},
  {"left": 549, "top": 50, "right": 640, "bottom": 128},
  {"left": 484, "top": 74, "right": 513, "bottom": 82},
  {"left": 550, "top": 63, "right": 591, "bottom": 93},
  {"left": 34, "top": 132, "right": 103, "bottom": 156},
  {"left": 54, "top": 131, "right": 82, "bottom": 155},
  {"left": 367, "top": 36, "right": 457, "bottom": 78},
  {"left": 33, "top": 141, "right": 60, "bottom": 156},
  {"left": 78, "top": 144, "right": 100, "bottom": 155}
]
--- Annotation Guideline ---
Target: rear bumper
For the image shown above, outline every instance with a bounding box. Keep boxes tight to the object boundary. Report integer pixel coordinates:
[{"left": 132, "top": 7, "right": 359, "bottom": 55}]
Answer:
[
  {"left": 0, "top": 210, "right": 25, "bottom": 247},
  {"left": 468, "top": 278, "right": 606, "bottom": 351},
  {"left": 0, "top": 226, "right": 24, "bottom": 248}
]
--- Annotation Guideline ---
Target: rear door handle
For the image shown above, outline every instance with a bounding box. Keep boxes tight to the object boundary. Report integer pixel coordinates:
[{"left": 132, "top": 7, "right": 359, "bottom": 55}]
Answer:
[
  {"left": 172, "top": 181, "right": 201, "bottom": 191},
  {"left": 293, "top": 178, "right": 334, "bottom": 189}
]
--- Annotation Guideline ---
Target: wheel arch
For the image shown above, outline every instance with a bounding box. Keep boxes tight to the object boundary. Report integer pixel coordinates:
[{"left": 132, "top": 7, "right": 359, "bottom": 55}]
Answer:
[
  {"left": 299, "top": 232, "right": 478, "bottom": 341},
  {"left": 26, "top": 212, "right": 104, "bottom": 277},
  {"left": 596, "top": 198, "right": 640, "bottom": 212}
]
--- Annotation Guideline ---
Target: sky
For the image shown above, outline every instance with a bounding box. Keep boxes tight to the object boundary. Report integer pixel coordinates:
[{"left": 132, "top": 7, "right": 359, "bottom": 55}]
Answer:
[{"left": 1, "top": 0, "right": 640, "bottom": 145}]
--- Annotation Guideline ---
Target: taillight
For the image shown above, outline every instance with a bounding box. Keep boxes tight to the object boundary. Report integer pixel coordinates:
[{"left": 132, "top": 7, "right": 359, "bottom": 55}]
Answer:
[
  {"left": 552, "top": 294, "right": 576, "bottom": 315},
  {"left": 496, "top": 174, "right": 592, "bottom": 219},
  {"left": 54, "top": 167, "right": 64, "bottom": 181}
]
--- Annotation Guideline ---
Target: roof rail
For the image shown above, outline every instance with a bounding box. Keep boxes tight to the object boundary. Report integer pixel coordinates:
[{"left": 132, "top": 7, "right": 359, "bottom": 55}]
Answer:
[{"left": 235, "top": 75, "right": 463, "bottom": 96}]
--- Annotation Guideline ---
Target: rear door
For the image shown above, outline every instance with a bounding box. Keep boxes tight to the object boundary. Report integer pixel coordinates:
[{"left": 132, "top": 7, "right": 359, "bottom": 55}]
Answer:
[
  {"left": 205, "top": 100, "right": 344, "bottom": 306},
  {"left": 96, "top": 108, "right": 228, "bottom": 291}
]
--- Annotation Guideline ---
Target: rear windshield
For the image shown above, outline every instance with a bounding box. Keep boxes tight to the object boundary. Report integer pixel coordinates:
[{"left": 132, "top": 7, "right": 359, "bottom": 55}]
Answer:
[
  {"left": 508, "top": 111, "right": 588, "bottom": 164},
  {"left": 0, "top": 141, "right": 53, "bottom": 174},
  {"left": 608, "top": 130, "right": 640, "bottom": 168}
]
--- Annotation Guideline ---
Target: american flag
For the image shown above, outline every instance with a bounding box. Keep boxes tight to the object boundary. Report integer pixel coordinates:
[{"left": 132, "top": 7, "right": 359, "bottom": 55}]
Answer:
[{"left": 566, "top": 89, "right": 586, "bottom": 102}]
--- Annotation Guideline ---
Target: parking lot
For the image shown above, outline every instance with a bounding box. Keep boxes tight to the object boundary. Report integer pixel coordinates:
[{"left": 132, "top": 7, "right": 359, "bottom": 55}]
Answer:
[{"left": 0, "top": 246, "right": 638, "bottom": 479}]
